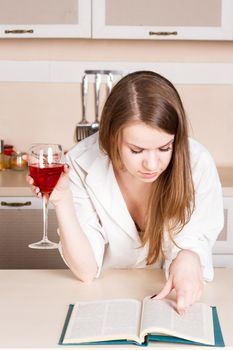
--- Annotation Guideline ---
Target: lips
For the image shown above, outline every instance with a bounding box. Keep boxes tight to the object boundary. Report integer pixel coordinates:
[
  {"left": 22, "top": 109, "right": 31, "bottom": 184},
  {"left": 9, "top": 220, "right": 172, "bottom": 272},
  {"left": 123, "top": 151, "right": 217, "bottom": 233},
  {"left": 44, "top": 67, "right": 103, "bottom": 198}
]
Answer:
[
  {"left": 140, "top": 172, "right": 158, "bottom": 179},
  {"left": 143, "top": 172, "right": 157, "bottom": 175}
]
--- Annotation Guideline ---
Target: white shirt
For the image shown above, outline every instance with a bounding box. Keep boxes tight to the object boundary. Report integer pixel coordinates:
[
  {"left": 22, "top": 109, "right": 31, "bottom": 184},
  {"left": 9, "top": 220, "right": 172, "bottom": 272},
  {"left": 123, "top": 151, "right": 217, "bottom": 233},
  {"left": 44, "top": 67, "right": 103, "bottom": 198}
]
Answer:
[{"left": 64, "top": 133, "right": 224, "bottom": 281}]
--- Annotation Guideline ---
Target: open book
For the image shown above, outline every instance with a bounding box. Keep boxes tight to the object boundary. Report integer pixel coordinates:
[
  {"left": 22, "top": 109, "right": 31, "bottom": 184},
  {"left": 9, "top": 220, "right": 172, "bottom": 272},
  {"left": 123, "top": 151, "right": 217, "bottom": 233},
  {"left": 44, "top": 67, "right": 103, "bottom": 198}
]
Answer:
[{"left": 59, "top": 297, "right": 224, "bottom": 347}]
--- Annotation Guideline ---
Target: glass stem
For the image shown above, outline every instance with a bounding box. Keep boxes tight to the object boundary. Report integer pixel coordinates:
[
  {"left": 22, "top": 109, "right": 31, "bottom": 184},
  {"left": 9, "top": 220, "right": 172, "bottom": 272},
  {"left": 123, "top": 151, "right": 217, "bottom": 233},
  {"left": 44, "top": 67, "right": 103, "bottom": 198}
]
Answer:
[{"left": 42, "top": 193, "right": 49, "bottom": 242}]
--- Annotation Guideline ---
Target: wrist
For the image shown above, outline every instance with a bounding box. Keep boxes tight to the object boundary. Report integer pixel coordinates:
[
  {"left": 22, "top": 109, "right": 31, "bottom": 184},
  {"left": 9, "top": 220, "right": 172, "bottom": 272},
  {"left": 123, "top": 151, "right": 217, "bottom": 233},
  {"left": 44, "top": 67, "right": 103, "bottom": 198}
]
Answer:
[
  {"left": 169, "top": 249, "right": 202, "bottom": 275},
  {"left": 51, "top": 188, "right": 73, "bottom": 208}
]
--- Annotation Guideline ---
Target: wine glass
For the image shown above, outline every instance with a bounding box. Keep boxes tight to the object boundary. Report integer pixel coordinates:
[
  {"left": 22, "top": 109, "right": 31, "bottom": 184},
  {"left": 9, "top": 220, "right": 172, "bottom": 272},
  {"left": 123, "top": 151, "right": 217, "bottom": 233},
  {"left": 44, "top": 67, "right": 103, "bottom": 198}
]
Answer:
[{"left": 28, "top": 143, "right": 64, "bottom": 249}]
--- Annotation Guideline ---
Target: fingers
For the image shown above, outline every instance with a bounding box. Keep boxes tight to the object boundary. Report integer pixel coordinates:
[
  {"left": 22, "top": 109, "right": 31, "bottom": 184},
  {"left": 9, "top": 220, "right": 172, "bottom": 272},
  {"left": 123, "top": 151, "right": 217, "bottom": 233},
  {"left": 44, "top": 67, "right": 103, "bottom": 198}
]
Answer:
[
  {"left": 26, "top": 174, "right": 42, "bottom": 197},
  {"left": 176, "top": 294, "right": 187, "bottom": 315},
  {"left": 26, "top": 175, "right": 34, "bottom": 185},
  {"left": 29, "top": 184, "right": 42, "bottom": 198},
  {"left": 167, "top": 250, "right": 205, "bottom": 315},
  {"left": 153, "top": 277, "right": 173, "bottom": 300},
  {"left": 64, "top": 163, "right": 70, "bottom": 173},
  {"left": 176, "top": 292, "right": 195, "bottom": 315},
  {"left": 151, "top": 279, "right": 203, "bottom": 316},
  {"left": 33, "top": 185, "right": 42, "bottom": 198},
  {"left": 175, "top": 281, "right": 204, "bottom": 315}
]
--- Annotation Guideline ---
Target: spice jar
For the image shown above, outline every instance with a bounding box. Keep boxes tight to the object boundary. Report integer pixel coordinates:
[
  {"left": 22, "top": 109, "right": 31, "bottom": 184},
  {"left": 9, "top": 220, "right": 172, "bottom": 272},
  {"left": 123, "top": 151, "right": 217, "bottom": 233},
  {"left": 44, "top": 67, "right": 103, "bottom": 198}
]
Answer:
[
  {"left": 10, "top": 151, "right": 28, "bottom": 171},
  {"left": 0, "top": 140, "right": 5, "bottom": 171},
  {"left": 4, "top": 144, "right": 14, "bottom": 169}
]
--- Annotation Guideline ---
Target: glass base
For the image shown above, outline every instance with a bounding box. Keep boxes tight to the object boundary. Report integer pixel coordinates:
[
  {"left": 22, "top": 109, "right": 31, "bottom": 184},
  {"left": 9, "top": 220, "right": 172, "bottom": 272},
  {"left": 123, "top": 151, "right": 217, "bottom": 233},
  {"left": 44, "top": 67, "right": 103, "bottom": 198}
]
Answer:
[{"left": 28, "top": 240, "right": 59, "bottom": 249}]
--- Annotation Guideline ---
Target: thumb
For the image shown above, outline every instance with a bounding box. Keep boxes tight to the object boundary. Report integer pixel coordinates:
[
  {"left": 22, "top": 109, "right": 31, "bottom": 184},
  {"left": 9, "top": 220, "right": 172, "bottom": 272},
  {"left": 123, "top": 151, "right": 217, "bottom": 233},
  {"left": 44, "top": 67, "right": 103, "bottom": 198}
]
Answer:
[{"left": 153, "top": 277, "right": 173, "bottom": 300}]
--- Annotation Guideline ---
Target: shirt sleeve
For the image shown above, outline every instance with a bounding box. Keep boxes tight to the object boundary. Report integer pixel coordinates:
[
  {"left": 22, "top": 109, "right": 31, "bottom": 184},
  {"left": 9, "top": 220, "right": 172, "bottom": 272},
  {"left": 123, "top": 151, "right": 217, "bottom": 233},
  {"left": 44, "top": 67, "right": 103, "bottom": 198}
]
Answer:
[
  {"left": 59, "top": 153, "right": 107, "bottom": 278},
  {"left": 163, "top": 148, "right": 224, "bottom": 282}
]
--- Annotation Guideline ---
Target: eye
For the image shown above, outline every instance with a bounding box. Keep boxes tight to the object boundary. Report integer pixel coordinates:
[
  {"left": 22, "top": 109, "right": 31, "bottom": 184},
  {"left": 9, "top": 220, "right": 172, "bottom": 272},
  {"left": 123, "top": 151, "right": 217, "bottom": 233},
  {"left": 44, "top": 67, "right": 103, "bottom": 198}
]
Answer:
[
  {"left": 130, "top": 148, "right": 143, "bottom": 154},
  {"left": 159, "top": 146, "right": 172, "bottom": 152}
]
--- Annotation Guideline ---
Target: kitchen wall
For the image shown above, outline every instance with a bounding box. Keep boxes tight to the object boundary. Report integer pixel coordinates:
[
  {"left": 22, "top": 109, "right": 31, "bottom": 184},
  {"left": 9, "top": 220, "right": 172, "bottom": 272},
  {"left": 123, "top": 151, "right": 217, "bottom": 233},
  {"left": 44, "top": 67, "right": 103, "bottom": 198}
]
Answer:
[{"left": 0, "top": 39, "right": 232, "bottom": 166}]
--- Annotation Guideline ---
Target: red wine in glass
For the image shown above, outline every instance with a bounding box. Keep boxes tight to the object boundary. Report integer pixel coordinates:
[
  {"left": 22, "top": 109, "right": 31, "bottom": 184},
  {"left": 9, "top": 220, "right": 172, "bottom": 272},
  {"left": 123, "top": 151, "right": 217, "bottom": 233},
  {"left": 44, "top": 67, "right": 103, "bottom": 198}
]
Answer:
[
  {"left": 28, "top": 144, "right": 64, "bottom": 249},
  {"left": 29, "top": 163, "right": 64, "bottom": 195}
]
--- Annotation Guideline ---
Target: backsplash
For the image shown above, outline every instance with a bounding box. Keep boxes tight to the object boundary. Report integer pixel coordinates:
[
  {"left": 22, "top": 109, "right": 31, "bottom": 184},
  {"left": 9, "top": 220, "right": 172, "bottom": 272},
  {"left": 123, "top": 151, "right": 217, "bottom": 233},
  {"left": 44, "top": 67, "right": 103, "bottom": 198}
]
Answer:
[{"left": 0, "top": 40, "right": 232, "bottom": 166}]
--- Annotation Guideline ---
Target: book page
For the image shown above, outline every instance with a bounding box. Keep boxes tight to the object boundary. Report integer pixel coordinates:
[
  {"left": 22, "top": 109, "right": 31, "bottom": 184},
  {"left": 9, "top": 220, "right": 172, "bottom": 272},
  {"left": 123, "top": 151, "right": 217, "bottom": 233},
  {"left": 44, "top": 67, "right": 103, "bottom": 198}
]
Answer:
[
  {"left": 63, "top": 298, "right": 142, "bottom": 344},
  {"left": 140, "top": 297, "right": 214, "bottom": 345}
]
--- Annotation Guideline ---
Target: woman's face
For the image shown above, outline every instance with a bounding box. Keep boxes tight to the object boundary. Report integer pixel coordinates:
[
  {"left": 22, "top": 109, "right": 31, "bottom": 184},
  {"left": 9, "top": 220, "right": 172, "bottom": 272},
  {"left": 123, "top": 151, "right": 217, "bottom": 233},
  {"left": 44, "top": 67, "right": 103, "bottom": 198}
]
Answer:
[{"left": 118, "top": 122, "right": 174, "bottom": 183}]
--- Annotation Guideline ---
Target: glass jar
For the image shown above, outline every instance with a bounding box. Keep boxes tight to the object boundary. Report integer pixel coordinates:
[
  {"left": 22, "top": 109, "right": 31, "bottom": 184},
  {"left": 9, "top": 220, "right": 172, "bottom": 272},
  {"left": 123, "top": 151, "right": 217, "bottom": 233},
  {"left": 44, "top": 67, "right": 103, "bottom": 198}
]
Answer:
[
  {"left": 10, "top": 152, "right": 28, "bottom": 171},
  {"left": 4, "top": 145, "right": 14, "bottom": 169},
  {"left": 0, "top": 140, "right": 5, "bottom": 171}
]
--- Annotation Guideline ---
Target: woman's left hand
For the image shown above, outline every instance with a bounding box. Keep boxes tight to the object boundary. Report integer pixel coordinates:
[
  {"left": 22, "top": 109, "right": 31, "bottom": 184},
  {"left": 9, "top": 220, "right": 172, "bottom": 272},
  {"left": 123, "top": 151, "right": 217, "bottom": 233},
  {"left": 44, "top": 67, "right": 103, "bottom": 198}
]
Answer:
[{"left": 153, "top": 250, "right": 204, "bottom": 315}]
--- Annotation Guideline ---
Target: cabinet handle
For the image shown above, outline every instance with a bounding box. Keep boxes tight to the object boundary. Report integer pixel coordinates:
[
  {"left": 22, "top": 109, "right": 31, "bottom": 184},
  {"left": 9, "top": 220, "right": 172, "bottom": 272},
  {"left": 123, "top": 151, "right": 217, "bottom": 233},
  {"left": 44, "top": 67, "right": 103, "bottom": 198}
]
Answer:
[
  {"left": 4, "top": 29, "right": 34, "bottom": 34},
  {"left": 149, "top": 31, "right": 178, "bottom": 36},
  {"left": 1, "top": 201, "right": 32, "bottom": 207}
]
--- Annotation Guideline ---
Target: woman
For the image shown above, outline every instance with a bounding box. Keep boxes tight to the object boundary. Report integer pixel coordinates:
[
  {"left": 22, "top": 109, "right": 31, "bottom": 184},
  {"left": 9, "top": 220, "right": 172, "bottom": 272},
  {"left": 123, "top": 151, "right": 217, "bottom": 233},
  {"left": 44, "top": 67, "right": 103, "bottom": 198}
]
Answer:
[{"left": 29, "top": 71, "right": 223, "bottom": 314}]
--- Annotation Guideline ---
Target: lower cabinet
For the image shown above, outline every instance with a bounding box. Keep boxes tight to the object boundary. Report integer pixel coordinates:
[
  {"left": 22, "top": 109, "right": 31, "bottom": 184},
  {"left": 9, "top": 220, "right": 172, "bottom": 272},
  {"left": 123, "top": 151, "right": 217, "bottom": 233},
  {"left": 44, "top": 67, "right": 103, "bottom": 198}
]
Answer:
[
  {"left": 0, "top": 196, "right": 67, "bottom": 269},
  {"left": 1, "top": 195, "right": 233, "bottom": 269},
  {"left": 212, "top": 196, "right": 233, "bottom": 267}
]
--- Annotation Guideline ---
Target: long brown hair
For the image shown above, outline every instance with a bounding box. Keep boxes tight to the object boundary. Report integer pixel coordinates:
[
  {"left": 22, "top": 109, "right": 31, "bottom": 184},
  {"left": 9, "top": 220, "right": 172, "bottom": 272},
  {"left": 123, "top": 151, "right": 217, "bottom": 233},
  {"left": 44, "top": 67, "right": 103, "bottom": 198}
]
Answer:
[{"left": 99, "top": 71, "right": 194, "bottom": 264}]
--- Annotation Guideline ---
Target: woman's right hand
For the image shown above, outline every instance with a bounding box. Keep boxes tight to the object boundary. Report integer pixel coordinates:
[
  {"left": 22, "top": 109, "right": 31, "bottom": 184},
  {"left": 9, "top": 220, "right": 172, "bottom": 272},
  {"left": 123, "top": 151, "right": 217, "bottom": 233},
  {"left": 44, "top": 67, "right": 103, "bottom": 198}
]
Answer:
[
  {"left": 26, "top": 174, "right": 42, "bottom": 198},
  {"left": 26, "top": 164, "right": 70, "bottom": 205}
]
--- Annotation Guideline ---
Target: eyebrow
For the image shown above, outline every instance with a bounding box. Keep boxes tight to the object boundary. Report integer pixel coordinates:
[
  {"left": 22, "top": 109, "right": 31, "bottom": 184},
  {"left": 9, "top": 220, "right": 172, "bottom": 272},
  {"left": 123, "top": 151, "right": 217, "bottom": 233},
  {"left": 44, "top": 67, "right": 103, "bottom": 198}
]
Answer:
[{"left": 128, "top": 138, "right": 174, "bottom": 150}]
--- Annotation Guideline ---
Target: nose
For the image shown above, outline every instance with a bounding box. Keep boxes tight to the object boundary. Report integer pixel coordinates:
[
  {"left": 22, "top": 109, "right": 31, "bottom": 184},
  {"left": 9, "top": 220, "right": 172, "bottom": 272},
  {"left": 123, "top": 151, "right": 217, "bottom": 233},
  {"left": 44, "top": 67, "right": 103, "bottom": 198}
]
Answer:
[{"left": 142, "top": 151, "right": 159, "bottom": 171}]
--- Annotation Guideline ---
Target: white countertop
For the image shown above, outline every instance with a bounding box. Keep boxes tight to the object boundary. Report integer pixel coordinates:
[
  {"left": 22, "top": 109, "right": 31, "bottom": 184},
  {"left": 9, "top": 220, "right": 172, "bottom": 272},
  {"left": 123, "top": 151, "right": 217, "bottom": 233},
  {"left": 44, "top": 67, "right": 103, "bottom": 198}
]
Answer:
[
  {"left": 0, "top": 268, "right": 233, "bottom": 349},
  {"left": 0, "top": 169, "right": 31, "bottom": 196},
  {"left": 0, "top": 167, "right": 233, "bottom": 196}
]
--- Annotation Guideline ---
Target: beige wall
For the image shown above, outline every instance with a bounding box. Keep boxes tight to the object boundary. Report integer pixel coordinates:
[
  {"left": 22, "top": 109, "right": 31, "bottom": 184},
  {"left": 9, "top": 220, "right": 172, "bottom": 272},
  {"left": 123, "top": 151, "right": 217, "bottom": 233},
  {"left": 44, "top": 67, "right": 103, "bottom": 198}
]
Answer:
[{"left": 0, "top": 39, "right": 232, "bottom": 166}]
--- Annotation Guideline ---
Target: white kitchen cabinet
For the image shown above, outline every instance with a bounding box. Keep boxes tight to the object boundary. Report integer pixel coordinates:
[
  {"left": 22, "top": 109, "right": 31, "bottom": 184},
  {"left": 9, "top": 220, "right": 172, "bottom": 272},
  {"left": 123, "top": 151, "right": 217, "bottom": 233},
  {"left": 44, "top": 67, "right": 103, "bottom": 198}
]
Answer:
[
  {"left": 213, "top": 196, "right": 233, "bottom": 267},
  {"left": 0, "top": 196, "right": 66, "bottom": 268},
  {"left": 0, "top": 0, "right": 91, "bottom": 38},
  {"left": 92, "top": 0, "right": 233, "bottom": 40},
  {"left": 1, "top": 0, "right": 232, "bottom": 40}
]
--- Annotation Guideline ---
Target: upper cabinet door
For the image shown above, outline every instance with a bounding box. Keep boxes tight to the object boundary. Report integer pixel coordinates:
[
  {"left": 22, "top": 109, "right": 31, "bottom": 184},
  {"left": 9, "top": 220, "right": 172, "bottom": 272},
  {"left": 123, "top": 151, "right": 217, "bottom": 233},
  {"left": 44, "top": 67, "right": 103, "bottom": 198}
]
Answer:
[
  {"left": 92, "top": 0, "right": 233, "bottom": 40},
  {"left": 0, "top": 0, "right": 91, "bottom": 38}
]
